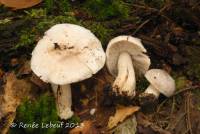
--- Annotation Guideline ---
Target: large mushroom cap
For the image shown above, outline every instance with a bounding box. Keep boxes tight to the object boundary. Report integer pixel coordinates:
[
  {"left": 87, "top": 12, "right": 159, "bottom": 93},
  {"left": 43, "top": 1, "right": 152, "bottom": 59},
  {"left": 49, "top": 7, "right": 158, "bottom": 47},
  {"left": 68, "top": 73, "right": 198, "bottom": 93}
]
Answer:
[
  {"left": 106, "top": 35, "right": 150, "bottom": 77},
  {"left": 145, "top": 69, "right": 176, "bottom": 97},
  {"left": 31, "top": 23, "right": 105, "bottom": 85}
]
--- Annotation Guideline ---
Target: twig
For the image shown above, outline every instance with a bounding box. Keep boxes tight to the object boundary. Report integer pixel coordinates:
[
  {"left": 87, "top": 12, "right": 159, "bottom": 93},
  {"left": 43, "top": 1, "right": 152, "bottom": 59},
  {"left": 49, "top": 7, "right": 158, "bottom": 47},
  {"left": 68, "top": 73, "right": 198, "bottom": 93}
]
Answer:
[
  {"left": 182, "top": 128, "right": 190, "bottom": 134},
  {"left": 173, "top": 85, "right": 200, "bottom": 97},
  {"left": 166, "top": 112, "right": 186, "bottom": 131},
  {"left": 132, "top": 19, "right": 150, "bottom": 35},
  {"left": 170, "top": 97, "right": 176, "bottom": 116},
  {"left": 186, "top": 92, "right": 193, "bottom": 134},
  {"left": 156, "top": 99, "right": 167, "bottom": 113},
  {"left": 192, "top": 1, "right": 200, "bottom": 9}
]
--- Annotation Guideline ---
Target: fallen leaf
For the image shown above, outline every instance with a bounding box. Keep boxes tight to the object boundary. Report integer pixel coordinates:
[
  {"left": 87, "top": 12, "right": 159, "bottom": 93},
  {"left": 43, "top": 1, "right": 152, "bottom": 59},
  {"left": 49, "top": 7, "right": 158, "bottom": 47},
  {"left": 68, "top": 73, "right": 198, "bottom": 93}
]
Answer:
[
  {"left": 0, "top": 72, "right": 31, "bottom": 119},
  {"left": 0, "top": 112, "right": 16, "bottom": 134},
  {"left": 17, "top": 61, "right": 32, "bottom": 78},
  {"left": 0, "top": 68, "right": 4, "bottom": 78},
  {"left": 0, "top": 0, "right": 42, "bottom": 10},
  {"left": 110, "top": 115, "right": 137, "bottom": 134},
  {"left": 69, "top": 120, "right": 98, "bottom": 134},
  {"left": 108, "top": 106, "right": 140, "bottom": 129}
]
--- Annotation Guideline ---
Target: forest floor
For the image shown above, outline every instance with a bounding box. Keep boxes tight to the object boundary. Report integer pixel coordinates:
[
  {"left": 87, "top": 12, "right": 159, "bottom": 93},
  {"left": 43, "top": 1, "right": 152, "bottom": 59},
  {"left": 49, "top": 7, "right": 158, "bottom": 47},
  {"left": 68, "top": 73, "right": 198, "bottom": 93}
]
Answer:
[{"left": 0, "top": 0, "right": 200, "bottom": 134}]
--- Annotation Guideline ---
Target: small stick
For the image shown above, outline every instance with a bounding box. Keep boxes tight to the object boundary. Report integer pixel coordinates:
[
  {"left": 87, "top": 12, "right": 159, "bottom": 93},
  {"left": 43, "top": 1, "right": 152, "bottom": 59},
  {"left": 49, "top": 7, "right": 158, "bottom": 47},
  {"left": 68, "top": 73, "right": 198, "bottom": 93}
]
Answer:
[
  {"left": 132, "top": 19, "right": 150, "bottom": 35},
  {"left": 173, "top": 85, "right": 200, "bottom": 97},
  {"left": 186, "top": 92, "right": 193, "bottom": 134}
]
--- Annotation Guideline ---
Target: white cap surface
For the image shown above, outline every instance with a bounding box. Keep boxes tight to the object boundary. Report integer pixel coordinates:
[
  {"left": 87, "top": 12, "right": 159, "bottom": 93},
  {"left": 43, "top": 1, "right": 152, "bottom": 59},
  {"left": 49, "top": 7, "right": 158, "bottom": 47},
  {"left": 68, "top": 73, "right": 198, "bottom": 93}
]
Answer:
[
  {"left": 106, "top": 36, "right": 150, "bottom": 77},
  {"left": 31, "top": 23, "right": 105, "bottom": 85},
  {"left": 145, "top": 69, "right": 176, "bottom": 97}
]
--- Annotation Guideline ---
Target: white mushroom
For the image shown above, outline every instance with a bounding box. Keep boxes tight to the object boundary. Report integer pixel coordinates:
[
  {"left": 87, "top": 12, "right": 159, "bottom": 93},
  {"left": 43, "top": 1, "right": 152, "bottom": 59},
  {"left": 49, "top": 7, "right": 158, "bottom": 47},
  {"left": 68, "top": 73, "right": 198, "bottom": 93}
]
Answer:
[
  {"left": 144, "top": 69, "right": 176, "bottom": 98},
  {"left": 106, "top": 36, "right": 150, "bottom": 97},
  {"left": 31, "top": 24, "right": 105, "bottom": 119}
]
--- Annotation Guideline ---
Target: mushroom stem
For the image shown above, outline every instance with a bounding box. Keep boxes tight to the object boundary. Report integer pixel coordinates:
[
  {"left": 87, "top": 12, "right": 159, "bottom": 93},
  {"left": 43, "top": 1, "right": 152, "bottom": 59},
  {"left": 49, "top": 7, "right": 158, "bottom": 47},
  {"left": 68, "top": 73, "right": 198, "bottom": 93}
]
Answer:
[
  {"left": 113, "top": 52, "right": 136, "bottom": 97},
  {"left": 144, "top": 85, "right": 160, "bottom": 98},
  {"left": 51, "top": 84, "right": 74, "bottom": 119}
]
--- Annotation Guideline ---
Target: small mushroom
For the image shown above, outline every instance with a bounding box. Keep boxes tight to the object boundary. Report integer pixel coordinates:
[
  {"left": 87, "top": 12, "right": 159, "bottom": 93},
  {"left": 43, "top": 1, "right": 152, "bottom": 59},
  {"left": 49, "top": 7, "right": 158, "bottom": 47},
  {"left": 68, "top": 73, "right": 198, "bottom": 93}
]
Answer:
[
  {"left": 31, "top": 24, "right": 105, "bottom": 119},
  {"left": 143, "top": 69, "right": 176, "bottom": 98},
  {"left": 106, "top": 36, "right": 150, "bottom": 97}
]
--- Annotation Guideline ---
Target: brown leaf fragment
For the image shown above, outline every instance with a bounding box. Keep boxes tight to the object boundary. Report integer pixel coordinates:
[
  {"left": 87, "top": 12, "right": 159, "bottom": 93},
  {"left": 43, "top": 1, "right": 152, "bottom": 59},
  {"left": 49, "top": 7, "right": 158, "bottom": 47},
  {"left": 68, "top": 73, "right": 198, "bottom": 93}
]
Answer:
[
  {"left": 0, "top": 68, "right": 4, "bottom": 78},
  {"left": 0, "top": 112, "right": 16, "bottom": 134},
  {"left": 108, "top": 106, "right": 140, "bottom": 129},
  {"left": 17, "top": 61, "right": 32, "bottom": 78},
  {"left": 0, "top": 72, "right": 31, "bottom": 119},
  {"left": 110, "top": 116, "right": 137, "bottom": 134},
  {"left": 69, "top": 120, "right": 98, "bottom": 134},
  {"left": 0, "top": 0, "right": 42, "bottom": 10}
]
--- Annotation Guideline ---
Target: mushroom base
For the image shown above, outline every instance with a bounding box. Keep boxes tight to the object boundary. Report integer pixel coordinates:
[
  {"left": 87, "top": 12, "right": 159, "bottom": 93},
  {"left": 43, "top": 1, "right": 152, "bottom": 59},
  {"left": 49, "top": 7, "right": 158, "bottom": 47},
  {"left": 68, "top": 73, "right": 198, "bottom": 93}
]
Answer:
[
  {"left": 144, "top": 85, "right": 160, "bottom": 98},
  {"left": 112, "top": 52, "right": 136, "bottom": 97},
  {"left": 51, "top": 84, "right": 73, "bottom": 119}
]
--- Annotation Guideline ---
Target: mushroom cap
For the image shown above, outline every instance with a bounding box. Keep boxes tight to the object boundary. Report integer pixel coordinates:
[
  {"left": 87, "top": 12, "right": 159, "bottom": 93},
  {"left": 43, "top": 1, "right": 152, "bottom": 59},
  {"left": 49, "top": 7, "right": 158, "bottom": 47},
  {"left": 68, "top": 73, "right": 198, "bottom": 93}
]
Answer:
[
  {"left": 106, "top": 35, "right": 150, "bottom": 77},
  {"left": 31, "top": 23, "right": 105, "bottom": 85},
  {"left": 145, "top": 69, "right": 176, "bottom": 97}
]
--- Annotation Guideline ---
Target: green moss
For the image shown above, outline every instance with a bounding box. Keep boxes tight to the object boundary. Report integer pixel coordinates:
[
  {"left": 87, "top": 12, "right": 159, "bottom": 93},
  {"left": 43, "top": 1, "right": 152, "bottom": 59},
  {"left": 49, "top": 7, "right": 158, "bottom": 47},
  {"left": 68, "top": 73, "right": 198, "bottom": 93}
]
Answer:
[
  {"left": 175, "top": 76, "right": 187, "bottom": 90},
  {"left": 187, "top": 63, "right": 200, "bottom": 80},
  {"left": 84, "top": 22, "right": 113, "bottom": 45},
  {"left": 67, "top": 116, "right": 81, "bottom": 124},
  {"left": 44, "top": 0, "right": 54, "bottom": 13},
  {"left": 16, "top": 30, "right": 36, "bottom": 49},
  {"left": 35, "top": 15, "right": 78, "bottom": 33},
  {"left": 24, "top": 9, "right": 47, "bottom": 19},
  {"left": 136, "top": 78, "right": 149, "bottom": 92},
  {"left": 184, "top": 46, "right": 200, "bottom": 80},
  {"left": 10, "top": 94, "right": 61, "bottom": 134},
  {"left": 44, "top": 0, "right": 70, "bottom": 13},
  {"left": 83, "top": 0, "right": 129, "bottom": 20},
  {"left": 15, "top": 15, "right": 78, "bottom": 49}
]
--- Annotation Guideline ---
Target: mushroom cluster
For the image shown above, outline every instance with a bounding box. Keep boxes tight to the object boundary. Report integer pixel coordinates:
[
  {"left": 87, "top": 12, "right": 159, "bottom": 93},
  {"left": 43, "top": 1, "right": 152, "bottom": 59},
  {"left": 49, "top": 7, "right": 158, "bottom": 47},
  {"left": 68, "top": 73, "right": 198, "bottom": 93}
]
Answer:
[
  {"left": 31, "top": 24, "right": 106, "bottom": 119},
  {"left": 31, "top": 23, "right": 176, "bottom": 120},
  {"left": 105, "top": 36, "right": 175, "bottom": 101},
  {"left": 106, "top": 36, "right": 151, "bottom": 98}
]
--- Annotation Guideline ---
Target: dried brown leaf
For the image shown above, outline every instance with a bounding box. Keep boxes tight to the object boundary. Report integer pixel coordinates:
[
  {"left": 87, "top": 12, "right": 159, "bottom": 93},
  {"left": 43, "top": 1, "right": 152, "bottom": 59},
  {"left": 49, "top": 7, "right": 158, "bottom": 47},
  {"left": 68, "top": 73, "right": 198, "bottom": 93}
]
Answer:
[
  {"left": 0, "top": 68, "right": 4, "bottom": 78},
  {"left": 69, "top": 120, "right": 98, "bottom": 134},
  {"left": 0, "top": 0, "right": 42, "bottom": 10},
  {"left": 108, "top": 106, "right": 140, "bottom": 129},
  {"left": 0, "top": 72, "right": 31, "bottom": 118}
]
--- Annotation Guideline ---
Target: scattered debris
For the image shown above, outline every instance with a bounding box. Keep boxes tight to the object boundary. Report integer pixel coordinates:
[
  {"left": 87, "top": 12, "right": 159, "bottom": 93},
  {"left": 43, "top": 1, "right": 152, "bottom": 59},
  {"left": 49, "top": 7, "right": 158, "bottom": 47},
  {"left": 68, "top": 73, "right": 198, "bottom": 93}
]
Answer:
[
  {"left": 136, "top": 112, "right": 171, "bottom": 134},
  {"left": 90, "top": 108, "right": 96, "bottom": 115}
]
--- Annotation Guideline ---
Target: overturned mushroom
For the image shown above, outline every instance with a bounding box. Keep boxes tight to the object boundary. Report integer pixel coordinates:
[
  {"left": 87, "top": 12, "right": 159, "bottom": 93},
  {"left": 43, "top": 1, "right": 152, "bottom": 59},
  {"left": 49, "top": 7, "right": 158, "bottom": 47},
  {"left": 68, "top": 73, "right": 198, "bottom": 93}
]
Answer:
[
  {"left": 142, "top": 69, "right": 176, "bottom": 98},
  {"left": 106, "top": 36, "right": 150, "bottom": 97},
  {"left": 31, "top": 24, "right": 105, "bottom": 119}
]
